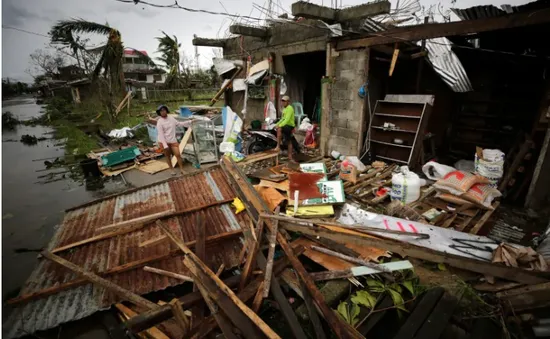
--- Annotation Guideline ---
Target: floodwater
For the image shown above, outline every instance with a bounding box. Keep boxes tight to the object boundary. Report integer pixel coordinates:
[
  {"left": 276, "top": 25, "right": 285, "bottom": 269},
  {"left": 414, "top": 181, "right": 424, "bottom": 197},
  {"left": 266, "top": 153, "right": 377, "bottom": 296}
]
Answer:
[{"left": 1, "top": 97, "right": 125, "bottom": 301}]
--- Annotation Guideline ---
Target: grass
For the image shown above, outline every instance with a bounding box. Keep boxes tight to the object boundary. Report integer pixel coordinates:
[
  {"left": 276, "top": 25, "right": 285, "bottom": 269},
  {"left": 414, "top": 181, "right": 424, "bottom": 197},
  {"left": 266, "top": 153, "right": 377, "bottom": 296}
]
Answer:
[{"left": 42, "top": 94, "right": 223, "bottom": 157}]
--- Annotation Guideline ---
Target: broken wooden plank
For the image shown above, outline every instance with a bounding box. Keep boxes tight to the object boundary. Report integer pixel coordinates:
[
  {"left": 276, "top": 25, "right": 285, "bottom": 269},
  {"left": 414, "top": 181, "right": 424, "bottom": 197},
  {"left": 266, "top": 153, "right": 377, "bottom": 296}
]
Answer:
[
  {"left": 190, "top": 270, "right": 239, "bottom": 339},
  {"left": 299, "top": 278, "right": 327, "bottom": 339},
  {"left": 251, "top": 281, "right": 265, "bottom": 313},
  {"left": 115, "top": 303, "right": 170, "bottom": 339},
  {"left": 159, "top": 220, "right": 281, "bottom": 339},
  {"left": 469, "top": 201, "right": 500, "bottom": 235},
  {"left": 263, "top": 207, "right": 280, "bottom": 298},
  {"left": 168, "top": 299, "right": 190, "bottom": 335},
  {"left": 172, "top": 127, "right": 193, "bottom": 167},
  {"left": 143, "top": 266, "right": 193, "bottom": 282},
  {"left": 42, "top": 251, "right": 158, "bottom": 310},
  {"left": 497, "top": 282, "right": 550, "bottom": 312},
  {"left": 9, "top": 229, "right": 242, "bottom": 306},
  {"left": 279, "top": 220, "right": 547, "bottom": 285},
  {"left": 239, "top": 218, "right": 265, "bottom": 291},
  {"left": 139, "top": 235, "right": 168, "bottom": 248},
  {"left": 54, "top": 198, "right": 234, "bottom": 253},
  {"left": 221, "top": 156, "right": 364, "bottom": 339},
  {"left": 310, "top": 245, "right": 391, "bottom": 273},
  {"left": 256, "top": 252, "right": 308, "bottom": 339},
  {"left": 192, "top": 212, "right": 206, "bottom": 330},
  {"left": 310, "top": 261, "right": 413, "bottom": 281},
  {"left": 261, "top": 214, "right": 427, "bottom": 239},
  {"left": 216, "top": 263, "right": 225, "bottom": 276}
]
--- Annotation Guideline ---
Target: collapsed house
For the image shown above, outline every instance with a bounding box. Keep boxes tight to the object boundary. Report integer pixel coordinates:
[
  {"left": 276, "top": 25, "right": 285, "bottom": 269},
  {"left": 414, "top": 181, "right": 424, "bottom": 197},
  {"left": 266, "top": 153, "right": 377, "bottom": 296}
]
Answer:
[
  {"left": 196, "top": 0, "right": 550, "bottom": 210},
  {"left": 5, "top": 1, "right": 550, "bottom": 338}
]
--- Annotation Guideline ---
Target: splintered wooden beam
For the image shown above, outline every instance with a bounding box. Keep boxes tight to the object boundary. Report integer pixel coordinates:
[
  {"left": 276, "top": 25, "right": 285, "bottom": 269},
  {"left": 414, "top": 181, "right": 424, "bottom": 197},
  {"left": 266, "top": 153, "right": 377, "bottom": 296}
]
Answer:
[
  {"left": 239, "top": 218, "right": 265, "bottom": 291},
  {"left": 220, "top": 157, "right": 363, "bottom": 339},
  {"left": 262, "top": 210, "right": 279, "bottom": 298},
  {"left": 184, "top": 247, "right": 306, "bottom": 339},
  {"left": 168, "top": 299, "right": 190, "bottom": 335},
  {"left": 115, "top": 304, "right": 170, "bottom": 339},
  {"left": 159, "top": 220, "right": 281, "bottom": 339},
  {"left": 8, "top": 229, "right": 242, "bottom": 306},
  {"left": 190, "top": 270, "right": 239, "bottom": 339},
  {"left": 42, "top": 251, "right": 158, "bottom": 310},
  {"left": 143, "top": 266, "right": 193, "bottom": 282}
]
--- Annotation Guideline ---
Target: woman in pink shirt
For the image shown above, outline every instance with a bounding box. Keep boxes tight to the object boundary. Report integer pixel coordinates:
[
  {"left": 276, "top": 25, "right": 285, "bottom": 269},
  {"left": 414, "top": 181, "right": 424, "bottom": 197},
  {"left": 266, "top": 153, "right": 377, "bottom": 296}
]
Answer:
[{"left": 156, "top": 105, "right": 189, "bottom": 175}]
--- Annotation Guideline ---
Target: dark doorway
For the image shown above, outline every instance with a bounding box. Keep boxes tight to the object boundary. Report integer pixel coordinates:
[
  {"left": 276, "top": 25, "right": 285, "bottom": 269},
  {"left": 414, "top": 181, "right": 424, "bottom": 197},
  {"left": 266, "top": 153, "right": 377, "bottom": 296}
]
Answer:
[{"left": 283, "top": 51, "right": 326, "bottom": 123}]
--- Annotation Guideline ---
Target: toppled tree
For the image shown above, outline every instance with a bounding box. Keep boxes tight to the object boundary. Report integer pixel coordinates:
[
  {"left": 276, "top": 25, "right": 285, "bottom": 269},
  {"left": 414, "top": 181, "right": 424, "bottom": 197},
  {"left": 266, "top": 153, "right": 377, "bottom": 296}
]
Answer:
[{"left": 50, "top": 19, "right": 125, "bottom": 122}]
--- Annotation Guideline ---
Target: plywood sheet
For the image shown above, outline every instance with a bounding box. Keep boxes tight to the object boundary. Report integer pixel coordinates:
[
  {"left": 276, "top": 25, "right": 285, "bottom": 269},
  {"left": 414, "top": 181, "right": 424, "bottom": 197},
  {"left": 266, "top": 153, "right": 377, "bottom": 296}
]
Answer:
[
  {"left": 139, "top": 160, "right": 170, "bottom": 174},
  {"left": 292, "top": 237, "right": 389, "bottom": 271}
]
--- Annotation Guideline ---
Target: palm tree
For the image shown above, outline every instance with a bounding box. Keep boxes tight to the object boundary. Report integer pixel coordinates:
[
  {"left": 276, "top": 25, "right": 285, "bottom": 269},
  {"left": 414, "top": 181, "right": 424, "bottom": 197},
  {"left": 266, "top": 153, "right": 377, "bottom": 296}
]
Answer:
[
  {"left": 156, "top": 31, "right": 185, "bottom": 89},
  {"left": 156, "top": 31, "right": 181, "bottom": 75},
  {"left": 49, "top": 28, "right": 85, "bottom": 71},
  {"left": 51, "top": 19, "right": 125, "bottom": 93}
]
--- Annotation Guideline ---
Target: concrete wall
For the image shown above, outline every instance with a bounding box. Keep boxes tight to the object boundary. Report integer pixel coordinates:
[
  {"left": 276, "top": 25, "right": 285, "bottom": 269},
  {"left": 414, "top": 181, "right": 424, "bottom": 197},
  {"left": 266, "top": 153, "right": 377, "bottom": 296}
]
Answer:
[{"left": 327, "top": 49, "right": 366, "bottom": 156}]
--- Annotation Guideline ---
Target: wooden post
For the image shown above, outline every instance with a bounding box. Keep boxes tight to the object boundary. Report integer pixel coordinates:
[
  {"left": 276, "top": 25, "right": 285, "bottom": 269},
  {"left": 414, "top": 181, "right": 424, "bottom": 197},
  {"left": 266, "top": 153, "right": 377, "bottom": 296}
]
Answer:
[
  {"left": 42, "top": 251, "right": 158, "bottom": 310},
  {"left": 159, "top": 220, "right": 281, "bottom": 339},
  {"left": 357, "top": 47, "right": 370, "bottom": 156},
  {"left": 320, "top": 43, "right": 333, "bottom": 156}
]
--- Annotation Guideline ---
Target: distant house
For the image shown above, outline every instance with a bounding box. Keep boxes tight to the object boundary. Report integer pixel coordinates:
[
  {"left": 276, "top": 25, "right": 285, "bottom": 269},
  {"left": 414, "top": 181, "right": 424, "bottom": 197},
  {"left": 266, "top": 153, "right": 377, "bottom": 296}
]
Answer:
[
  {"left": 57, "top": 65, "right": 86, "bottom": 81},
  {"left": 122, "top": 49, "right": 166, "bottom": 84}
]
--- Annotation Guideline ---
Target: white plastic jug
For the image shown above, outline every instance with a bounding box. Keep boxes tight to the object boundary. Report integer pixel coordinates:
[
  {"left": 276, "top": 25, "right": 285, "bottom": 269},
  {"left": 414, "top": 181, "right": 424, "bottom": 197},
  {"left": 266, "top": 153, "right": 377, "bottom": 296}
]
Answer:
[{"left": 391, "top": 166, "right": 426, "bottom": 204}]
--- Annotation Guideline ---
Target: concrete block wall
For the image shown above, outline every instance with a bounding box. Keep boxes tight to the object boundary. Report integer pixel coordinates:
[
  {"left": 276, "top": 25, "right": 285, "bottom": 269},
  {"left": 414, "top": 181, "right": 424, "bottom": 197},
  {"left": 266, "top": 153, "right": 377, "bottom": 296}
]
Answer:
[{"left": 327, "top": 49, "right": 366, "bottom": 156}]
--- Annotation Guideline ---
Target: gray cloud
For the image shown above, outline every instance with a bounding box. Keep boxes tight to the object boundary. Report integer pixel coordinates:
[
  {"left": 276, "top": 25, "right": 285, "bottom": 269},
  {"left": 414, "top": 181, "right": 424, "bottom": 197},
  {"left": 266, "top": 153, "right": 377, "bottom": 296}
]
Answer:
[{"left": 2, "top": 0, "right": 536, "bottom": 84}]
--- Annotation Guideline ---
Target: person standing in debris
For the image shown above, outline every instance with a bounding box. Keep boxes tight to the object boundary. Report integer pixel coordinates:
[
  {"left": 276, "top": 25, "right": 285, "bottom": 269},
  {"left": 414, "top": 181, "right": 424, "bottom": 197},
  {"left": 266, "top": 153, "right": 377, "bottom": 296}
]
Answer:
[
  {"left": 156, "top": 105, "right": 189, "bottom": 175},
  {"left": 275, "top": 95, "right": 296, "bottom": 161}
]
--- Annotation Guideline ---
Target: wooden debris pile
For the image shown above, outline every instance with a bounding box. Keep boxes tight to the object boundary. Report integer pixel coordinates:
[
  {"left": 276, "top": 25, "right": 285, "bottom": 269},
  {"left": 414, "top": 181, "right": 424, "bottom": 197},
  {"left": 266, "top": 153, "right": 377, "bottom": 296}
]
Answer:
[{"left": 12, "top": 154, "right": 549, "bottom": 339}]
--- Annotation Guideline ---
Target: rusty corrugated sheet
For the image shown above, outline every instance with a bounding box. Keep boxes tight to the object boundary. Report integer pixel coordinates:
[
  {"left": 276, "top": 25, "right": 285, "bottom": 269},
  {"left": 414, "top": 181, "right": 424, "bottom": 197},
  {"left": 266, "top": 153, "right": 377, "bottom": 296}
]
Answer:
[{"left": 5, "top": 167, "right": 248, "bottom": 339}]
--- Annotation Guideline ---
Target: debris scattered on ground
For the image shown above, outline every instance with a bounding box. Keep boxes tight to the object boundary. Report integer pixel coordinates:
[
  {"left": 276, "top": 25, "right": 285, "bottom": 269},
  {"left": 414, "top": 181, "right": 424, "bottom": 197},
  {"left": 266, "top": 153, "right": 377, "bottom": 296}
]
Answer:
[
  {"left": 2, "top": 112, "right": 19, "bottom": 130},
  {"left": 20, "top": 134, "right": 46, "bottom": 145}
]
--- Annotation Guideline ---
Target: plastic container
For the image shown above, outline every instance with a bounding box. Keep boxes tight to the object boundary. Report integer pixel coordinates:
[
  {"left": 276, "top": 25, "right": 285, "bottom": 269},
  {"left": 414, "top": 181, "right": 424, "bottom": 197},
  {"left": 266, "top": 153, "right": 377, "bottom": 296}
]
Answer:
[
  {"left": 80, "top": 159, "right": 101, "bottom": 177},
  {"left": 391, "top": 166, "right": 426, "bottom": 204},
  {"left": 179, "top": 106, "right": 193, "bottom": 117}
]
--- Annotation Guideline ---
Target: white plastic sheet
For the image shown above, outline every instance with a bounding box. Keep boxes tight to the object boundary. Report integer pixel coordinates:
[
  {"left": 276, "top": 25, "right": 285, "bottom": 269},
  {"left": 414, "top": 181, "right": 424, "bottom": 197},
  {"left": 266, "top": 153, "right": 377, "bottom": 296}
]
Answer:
[{"left": 338, "top": 203, "right": 498, "bottom": 261}]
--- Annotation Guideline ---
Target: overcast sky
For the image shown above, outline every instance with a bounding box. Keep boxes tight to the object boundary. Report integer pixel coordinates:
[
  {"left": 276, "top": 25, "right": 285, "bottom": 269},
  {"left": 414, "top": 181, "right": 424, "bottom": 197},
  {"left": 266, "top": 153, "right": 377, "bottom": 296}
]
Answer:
[{"left": 2, "top": 0, "right": 532, "bottom": 83}]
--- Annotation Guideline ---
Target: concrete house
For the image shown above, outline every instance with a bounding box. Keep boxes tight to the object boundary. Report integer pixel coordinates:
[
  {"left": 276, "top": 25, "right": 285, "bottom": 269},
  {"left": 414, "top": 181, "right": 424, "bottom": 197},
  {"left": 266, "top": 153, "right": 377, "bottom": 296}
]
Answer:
[
  {"left": 194, "top": 0, "right": 550, "bottom": 209},
  {"left": 122, "top": 49, "right": 166, "bottom": 84}
]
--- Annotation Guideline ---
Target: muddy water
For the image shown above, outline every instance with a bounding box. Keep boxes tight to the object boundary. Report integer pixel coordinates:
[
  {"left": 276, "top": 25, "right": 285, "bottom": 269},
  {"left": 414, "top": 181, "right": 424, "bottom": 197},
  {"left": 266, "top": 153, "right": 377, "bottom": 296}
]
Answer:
[{"left": 1, "top": 97, "right": 125, "bottom": 300}]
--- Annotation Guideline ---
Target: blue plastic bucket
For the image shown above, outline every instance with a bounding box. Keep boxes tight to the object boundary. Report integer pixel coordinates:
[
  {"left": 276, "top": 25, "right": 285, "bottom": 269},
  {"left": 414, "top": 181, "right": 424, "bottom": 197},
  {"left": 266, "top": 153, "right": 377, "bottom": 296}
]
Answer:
[{"left": 180, "top": 106, "right": 192, "bottom": 117}]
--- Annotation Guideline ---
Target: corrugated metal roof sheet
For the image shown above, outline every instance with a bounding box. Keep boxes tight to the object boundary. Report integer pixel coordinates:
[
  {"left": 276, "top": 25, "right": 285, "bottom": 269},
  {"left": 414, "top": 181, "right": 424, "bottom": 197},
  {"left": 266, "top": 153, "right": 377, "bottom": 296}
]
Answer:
[
  {"left": 5, "top": 167, "right": 248, "bottom": 338},
  {"left": 361, "top": 18, "right": 473, "bottom": 92},
  {"left": 451, "top": 0, "right": 550, "bottom": 21}
]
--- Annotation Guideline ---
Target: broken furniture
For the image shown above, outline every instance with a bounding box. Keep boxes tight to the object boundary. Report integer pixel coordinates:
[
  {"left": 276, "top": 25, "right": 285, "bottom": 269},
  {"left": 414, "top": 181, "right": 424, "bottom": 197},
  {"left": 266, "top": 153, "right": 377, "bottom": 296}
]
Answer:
[
  {"left": 183, "top": 119, "right": 219, "bottom": 166},
  {"left": 369, "top": 96, "right": 433, "bottom": 168}
]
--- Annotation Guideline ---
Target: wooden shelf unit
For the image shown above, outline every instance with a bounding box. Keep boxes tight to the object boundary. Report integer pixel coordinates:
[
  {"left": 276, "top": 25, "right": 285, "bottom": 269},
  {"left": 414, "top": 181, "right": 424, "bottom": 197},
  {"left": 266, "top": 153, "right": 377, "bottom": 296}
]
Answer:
[{"left": 369, "top": 99, "right": 432, "bottom": 168}]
